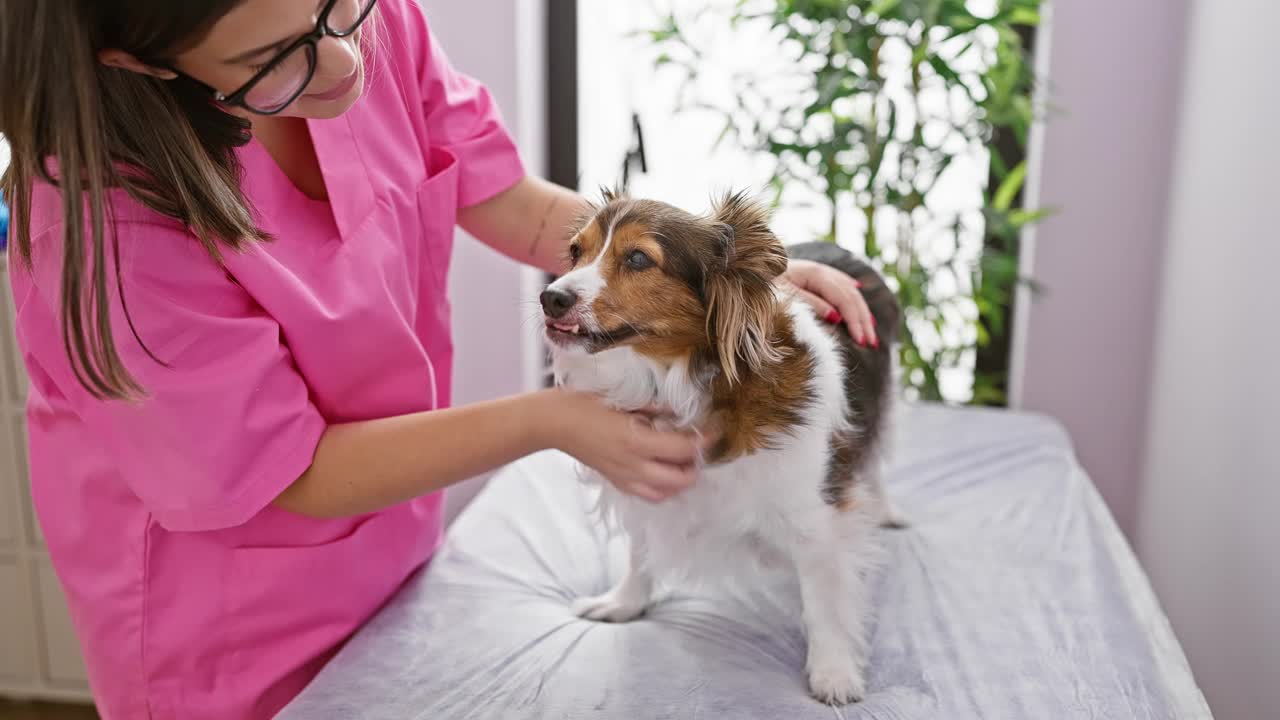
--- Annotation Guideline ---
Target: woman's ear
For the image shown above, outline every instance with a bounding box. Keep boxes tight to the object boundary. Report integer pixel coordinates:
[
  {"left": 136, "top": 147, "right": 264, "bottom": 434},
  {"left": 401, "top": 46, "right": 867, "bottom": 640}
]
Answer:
[
  {"left": 706, "top": 192, "right": 790, "bottom": 386},
  {"left": 97, "top": 49, "right": 178, "bottom": 80}
]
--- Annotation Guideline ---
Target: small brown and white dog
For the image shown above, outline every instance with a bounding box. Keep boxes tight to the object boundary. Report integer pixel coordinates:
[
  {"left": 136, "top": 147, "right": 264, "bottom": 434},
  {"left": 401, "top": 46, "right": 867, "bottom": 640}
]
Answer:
[{"left": 540, "top": 191, "right": 901, "bottom": 705}]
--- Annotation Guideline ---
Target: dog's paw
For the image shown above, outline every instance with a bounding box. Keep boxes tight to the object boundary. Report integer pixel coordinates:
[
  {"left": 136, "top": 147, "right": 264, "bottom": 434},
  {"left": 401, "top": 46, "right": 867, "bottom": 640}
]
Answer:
[
  {"left": 879, "top": 502, "right": 909, "bottom": 529},
  {"left": 571, "top": 592, "right": 648, "bottom": 623},
  {"left": 807, "top": 661, "right": 867, "bottom": 705},
  {"left": 880, "top": 509, "right": 909, "bottom": 529}
]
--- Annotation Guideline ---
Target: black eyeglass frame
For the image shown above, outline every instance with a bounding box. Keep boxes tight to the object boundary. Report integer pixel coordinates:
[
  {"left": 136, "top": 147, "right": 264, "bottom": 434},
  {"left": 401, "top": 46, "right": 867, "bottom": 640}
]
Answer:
[{"left": 208, "top": 0, "right": 378, "bottom": 115}]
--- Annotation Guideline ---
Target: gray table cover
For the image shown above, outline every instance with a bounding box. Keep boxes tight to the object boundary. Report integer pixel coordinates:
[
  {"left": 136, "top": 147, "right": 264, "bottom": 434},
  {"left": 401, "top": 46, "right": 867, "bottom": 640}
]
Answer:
[{"left": 278, "top": 406, "right": 1211, "bottom": 719}]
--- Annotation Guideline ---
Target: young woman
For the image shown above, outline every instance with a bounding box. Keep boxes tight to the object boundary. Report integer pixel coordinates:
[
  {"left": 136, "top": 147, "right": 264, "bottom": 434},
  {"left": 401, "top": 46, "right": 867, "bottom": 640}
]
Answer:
[{"left": 0, "top": 1, "right": 877, "bottom": 717}]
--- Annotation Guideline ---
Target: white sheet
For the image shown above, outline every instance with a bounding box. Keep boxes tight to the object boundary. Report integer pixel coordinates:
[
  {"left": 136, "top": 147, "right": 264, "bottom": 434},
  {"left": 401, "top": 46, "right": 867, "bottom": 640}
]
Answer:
[{"left": 277, "top": 405, "right": 1211, "bottom": 719}]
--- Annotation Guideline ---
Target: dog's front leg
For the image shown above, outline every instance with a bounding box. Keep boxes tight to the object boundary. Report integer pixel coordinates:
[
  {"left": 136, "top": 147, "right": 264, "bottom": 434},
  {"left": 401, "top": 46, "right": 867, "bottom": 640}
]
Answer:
[{"left": 572, "top": 535, "right": 654, "bottom": 622}]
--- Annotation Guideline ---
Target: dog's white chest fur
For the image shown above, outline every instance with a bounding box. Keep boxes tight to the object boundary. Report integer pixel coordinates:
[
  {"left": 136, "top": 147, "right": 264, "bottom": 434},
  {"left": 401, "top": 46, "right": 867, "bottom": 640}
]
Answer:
[{"left": 552, "top": 300, "right": 860, "bottom": 576}]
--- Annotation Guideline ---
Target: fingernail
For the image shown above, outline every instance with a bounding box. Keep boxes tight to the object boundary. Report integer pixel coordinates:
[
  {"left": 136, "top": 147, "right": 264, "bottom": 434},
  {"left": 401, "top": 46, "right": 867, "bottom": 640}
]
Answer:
[
  {"left": 873, "top": 337, "right": 881, "bottom": 349},
  {"left": 825, "top": 309, "right": 843, "bottom": 324},
  {"left": 855, "top": 279, "right": 863, "bottom": 288}
]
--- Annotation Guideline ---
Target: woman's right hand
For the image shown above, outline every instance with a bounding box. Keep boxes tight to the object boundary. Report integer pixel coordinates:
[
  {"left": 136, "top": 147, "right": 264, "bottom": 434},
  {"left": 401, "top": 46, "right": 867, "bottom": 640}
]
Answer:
[{"left": 543, "top": 389, "right": 703, "bottom": 502}]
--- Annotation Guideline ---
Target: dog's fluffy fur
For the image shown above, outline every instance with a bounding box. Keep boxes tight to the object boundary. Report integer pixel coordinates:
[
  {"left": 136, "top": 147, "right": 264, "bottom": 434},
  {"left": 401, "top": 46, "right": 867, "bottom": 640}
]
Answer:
[{"left": 540, "top": 191, "right": 901, "bottom": 704}]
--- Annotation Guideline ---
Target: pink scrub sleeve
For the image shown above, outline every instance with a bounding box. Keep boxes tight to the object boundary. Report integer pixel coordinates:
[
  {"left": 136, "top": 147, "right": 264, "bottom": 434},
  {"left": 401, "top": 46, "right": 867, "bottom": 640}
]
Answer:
[
  {"left": 394, "top": 0, "right": 526, "bottom": 208},
  {"left": 62, "top": 223, "right": 325, "bottom": 533}
]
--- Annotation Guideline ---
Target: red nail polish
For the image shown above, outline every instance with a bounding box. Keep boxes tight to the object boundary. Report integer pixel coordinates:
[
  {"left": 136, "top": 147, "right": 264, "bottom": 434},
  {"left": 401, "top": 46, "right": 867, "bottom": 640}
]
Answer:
[
  {"left": 855, "top": 279, "right": 863, "bottom": 288},
  {"left": 872, "top": 337, "right": 881, "bottom": 349},
  {"left": 825, "top": 309, "right": 843, "bottom": 324}
]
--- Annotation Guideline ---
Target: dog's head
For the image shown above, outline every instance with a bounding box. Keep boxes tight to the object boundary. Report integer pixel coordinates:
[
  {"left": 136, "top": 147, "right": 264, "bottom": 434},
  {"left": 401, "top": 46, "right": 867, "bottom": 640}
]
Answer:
[{"left": 541, "top": 191, "right": 789, "bottom": 385}]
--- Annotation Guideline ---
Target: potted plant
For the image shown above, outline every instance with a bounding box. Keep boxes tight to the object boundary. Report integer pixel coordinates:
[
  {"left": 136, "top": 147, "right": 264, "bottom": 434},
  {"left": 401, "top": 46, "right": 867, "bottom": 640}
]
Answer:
[{"left": 644, "top": 0, "right": 1047, "bottom": 403}]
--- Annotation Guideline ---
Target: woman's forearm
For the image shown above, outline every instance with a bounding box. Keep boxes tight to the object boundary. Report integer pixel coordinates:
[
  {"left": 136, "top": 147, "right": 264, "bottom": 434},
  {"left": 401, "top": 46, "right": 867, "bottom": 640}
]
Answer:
[
  {"left": 458, "top": 176, "right": 589, "bottom": 275},
  {"left": 274, "top": 390, "right": 563, "bottom": 518}
]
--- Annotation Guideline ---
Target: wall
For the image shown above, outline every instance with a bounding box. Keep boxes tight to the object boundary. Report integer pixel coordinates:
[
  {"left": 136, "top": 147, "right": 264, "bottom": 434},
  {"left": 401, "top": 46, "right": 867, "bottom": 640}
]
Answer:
[
  {"left": 1012, "top": 0, "right": 1189, "bottom": 535},
  {"left": 417, "top": 0, "right": 548, "bottom": 521},
  {"left": 1138, "top": 1, "right": 1280, "bottom": 717}
]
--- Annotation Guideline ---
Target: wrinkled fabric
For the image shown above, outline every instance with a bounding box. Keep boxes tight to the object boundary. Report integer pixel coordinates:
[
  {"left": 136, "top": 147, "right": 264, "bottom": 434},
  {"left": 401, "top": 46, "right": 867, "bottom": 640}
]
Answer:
[{"left": 278, "top": 406, "right": 1211, "bottom": 719}]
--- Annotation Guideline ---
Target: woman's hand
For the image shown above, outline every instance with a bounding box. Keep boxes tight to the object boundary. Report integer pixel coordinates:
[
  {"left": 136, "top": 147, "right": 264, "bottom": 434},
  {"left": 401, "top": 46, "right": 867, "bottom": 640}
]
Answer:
[
  {"left": 544, "top": 390, "right": 705, "bottom": 502},
  {"left": 779, "top": 259, "right": 879, "bottom": 348}
]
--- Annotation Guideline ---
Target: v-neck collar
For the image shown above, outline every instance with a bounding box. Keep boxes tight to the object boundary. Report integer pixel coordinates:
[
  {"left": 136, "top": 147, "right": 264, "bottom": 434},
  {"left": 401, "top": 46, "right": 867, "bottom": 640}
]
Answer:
[
  {"left": 239, "top": 112, "right": 377, "bottom": 241},
  {"left": 305, "top": 113, "right": 376, "bottom": 238}
]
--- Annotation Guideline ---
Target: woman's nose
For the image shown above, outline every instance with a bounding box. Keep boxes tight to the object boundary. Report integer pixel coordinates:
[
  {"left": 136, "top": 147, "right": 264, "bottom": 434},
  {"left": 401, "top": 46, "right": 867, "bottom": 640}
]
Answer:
[{"left": 314, "top": 34, "right": 359, "bottom": 82}]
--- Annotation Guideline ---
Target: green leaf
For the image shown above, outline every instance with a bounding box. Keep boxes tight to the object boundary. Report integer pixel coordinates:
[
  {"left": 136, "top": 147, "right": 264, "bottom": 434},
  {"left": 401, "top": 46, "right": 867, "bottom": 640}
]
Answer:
[
  {"left": 1009, "top": 207, "right": 1054, "bottom": 227},
  {"left": 971, "top": 383, "right": 1007, "bottom": 405},
  {"left": 926, "top": 55, "right": 966, "bottom": 92},
  {"left": 912, "top": 42, "right": 931, "bottom": 66},
  {"left": 989, "top": 149, "right": 1010, "bottom": 180},
  {"left": 869, "top": 0, "right": 903, "bottom": 18},
  {"left": 924, "top": 0, "right": 944, "bottom": 25},
  {"left": 992, "top": 160, "right": 1027, "bottom": 211},
  {"left": 937, "top": 8, "right": 983, "bottom": 33},
  {"left": 1009, "top": 8, "right": 1042, "bottom": 26}
]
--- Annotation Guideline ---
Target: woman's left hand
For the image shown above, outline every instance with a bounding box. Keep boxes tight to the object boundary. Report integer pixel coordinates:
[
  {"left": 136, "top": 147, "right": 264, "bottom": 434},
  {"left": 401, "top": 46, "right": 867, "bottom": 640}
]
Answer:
[{"left": 779, "top": 259, "right": 879, "bottom": 348}]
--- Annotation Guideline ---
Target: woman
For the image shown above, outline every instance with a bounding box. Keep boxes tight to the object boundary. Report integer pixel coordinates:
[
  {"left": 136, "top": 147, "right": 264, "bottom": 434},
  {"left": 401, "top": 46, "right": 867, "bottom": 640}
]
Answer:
[{"left": 0, "top": 1, "right": 877, "bottom": 717}]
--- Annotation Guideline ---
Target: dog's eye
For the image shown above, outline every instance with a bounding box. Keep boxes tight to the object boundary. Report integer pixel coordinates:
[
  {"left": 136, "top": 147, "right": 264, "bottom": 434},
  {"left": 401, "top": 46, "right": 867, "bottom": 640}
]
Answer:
[
  {"left": 625, "top": 249, "right": 655, "bottom": 271},
  {"left": 568, "top": 244, "right": 582, "bottom": 265}
]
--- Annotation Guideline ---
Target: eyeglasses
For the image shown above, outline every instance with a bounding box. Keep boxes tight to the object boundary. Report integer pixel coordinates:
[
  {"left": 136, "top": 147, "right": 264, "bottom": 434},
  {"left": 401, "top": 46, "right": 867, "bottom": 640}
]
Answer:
[{"left": 212, "top": 0, "right": 378, "bottom": 115}]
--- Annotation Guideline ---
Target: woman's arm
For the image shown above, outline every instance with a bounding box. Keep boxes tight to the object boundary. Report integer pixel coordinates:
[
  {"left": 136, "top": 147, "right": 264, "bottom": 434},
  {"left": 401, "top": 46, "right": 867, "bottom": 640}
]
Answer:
[
  {"left": 457, "top": 176, "right": 587, "bottom": 276},
  {"left": 273, "top": 388, "right": 704, "bottom": 518}
]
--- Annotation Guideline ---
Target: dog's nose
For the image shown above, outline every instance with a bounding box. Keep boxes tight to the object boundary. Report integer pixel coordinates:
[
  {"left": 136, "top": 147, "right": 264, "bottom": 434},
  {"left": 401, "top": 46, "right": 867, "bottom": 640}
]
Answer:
[{"left": 540, "top": 288, "right": 579, "bottom": 319}]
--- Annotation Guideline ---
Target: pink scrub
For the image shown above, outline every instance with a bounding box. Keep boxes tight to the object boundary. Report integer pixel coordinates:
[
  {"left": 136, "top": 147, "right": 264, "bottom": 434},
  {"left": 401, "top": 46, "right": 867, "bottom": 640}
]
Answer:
[{"left": 6, "top": 1, "right": 525, "bottom": 717}]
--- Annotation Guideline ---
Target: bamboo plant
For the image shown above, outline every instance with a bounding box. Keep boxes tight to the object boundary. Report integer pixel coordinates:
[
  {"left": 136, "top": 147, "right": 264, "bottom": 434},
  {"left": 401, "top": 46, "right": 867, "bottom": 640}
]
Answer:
[{"left": 644, "top": 0, "right": 1047, "bottom": 403}]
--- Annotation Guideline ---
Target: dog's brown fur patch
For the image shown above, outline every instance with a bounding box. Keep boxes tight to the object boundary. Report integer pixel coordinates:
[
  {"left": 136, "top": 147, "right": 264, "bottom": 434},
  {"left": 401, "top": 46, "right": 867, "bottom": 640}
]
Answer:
[
  {"left": 704, "top": 313, "right": 817, "bottom": 462},
  {"left": 592, "top": 221, "right": 709, "bottom": 360}
]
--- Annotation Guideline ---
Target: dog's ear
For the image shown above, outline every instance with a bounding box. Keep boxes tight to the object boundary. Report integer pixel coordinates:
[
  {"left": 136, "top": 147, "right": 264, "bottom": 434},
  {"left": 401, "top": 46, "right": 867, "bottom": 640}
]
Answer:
[
  {"left": 599, "top": 185, "right": 627, "bottom": 205},
  {"left": 706, "top": 192, "right": 789, "bottom": 386}
]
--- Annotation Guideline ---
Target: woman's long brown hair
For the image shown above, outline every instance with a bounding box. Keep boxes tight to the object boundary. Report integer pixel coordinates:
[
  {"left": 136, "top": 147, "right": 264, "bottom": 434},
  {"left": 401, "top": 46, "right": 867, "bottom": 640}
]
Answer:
[{"left": 0, "top": 1, "right": 265, "bottom": 399}]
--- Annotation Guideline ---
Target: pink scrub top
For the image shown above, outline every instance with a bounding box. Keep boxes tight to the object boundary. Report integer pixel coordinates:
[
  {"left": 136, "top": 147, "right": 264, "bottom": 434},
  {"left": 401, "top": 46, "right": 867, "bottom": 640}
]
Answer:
[{"left": 6, "top": 1, "right": 525, "bottom": 717}]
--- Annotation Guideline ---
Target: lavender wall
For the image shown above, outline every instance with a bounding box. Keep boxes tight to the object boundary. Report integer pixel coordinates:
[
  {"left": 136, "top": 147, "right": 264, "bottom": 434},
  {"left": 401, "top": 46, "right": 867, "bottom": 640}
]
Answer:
[
  {"left": 417, "top": 1, "right": 548, "bottom": 523},
  {"left": 1138, "top": 1, "right": 1280, "bottom": 716},
  {"left": 1014, "top": 0, "right": 1189, "bottom": 536}
]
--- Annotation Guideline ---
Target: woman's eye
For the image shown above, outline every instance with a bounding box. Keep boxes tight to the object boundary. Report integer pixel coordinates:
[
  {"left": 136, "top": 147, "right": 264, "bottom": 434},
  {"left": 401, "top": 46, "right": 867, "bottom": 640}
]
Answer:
[
  {"left": 248, "top": 61, "right": 284, "bottom": 76},
  {"left": 568, "top": 244, "right": 582, "bottom": 264},
  {"left": 625, "top": 249, "right": 655, "bottom": 270}
]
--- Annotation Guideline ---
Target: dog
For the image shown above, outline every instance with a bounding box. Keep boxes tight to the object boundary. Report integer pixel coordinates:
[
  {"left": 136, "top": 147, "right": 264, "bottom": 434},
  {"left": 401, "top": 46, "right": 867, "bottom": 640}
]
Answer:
[{"left": 540, "top": 190, "right": 901, "bottom": 704}]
